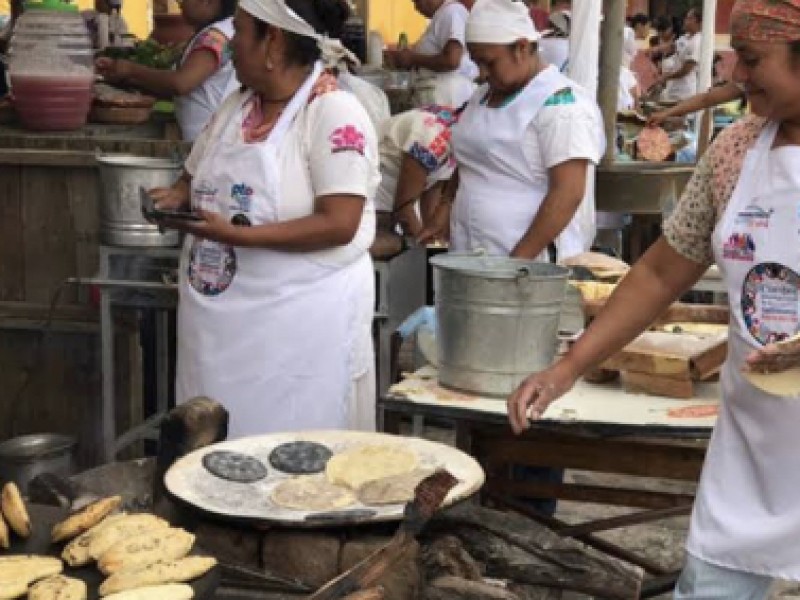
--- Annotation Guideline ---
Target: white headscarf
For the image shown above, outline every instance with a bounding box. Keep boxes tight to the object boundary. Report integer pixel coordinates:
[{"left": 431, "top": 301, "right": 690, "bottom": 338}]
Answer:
[
  {"left": 465, "top": 0, "right": 541, "bottom": 45},
  {"left": 239, "top": 0, "right": 359, "bottom": 68}
]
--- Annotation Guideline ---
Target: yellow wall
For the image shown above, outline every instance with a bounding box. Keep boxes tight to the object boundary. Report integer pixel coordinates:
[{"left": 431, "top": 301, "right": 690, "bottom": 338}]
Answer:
[{"left": 367, "top": 0, "right": 427, "bottom": 48}]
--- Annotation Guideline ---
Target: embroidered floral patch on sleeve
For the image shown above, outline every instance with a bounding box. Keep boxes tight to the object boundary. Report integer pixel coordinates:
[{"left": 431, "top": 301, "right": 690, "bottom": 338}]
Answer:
[
  {"left": 408, "top": 142, "right": 440, "bottom": 173},
  {"left": 330, "top": 125, "right": 366, "bottom": 155}
]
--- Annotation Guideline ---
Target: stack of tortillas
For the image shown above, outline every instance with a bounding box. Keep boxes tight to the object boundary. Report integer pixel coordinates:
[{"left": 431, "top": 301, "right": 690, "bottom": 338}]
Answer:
[
  {"left": 637, "top": 126, "right": 672, "bottom": 162},
  {"left": 744, "top": 334, "right": 800, "bottom": 398},
  {"left": 560, "top": 252, "right": 630, "bottom": 280}
]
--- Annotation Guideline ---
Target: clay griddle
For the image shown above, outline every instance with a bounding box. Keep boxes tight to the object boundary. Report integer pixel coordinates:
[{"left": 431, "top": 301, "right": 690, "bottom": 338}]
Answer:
[{"left": 6, "top": 504, "right": 219, "bottom": 600}]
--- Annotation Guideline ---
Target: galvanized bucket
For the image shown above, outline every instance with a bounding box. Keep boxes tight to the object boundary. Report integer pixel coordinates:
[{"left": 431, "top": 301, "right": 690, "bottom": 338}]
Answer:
[
  {"left": 96, "top": 154, "right": 182, "bottom": 247},
  {"left": 430, "top": 254, "right": 570, "bottom": 397}
]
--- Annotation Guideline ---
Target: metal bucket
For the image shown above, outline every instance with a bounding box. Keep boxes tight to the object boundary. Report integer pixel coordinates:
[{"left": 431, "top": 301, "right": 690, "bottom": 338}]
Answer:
[
  {"left": 431, "top": 254, "right": 570, "bottom": 397},
  {"left": 0, "top": 434, "right": 77, "bottom": 494},
  {"left": 96, "top": 154, "right": 181, "bottom": 247}
]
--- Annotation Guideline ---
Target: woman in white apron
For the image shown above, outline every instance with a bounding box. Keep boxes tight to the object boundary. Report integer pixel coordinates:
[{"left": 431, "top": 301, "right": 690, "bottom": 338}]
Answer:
[
  {"left": 509, "top": 0, "right": 800, "bottom": 595},
  {"left": 386, "top": 0, "right": 477, "bottom": 108},
  {"left": 95, "top": 0, "right": 238, "bottom": 141},
  {"left": 419, "top": 0, "right": 604, "bottom": 262},
  {"left": 149, "top": 0, "right": 380, "bottom": 438}
]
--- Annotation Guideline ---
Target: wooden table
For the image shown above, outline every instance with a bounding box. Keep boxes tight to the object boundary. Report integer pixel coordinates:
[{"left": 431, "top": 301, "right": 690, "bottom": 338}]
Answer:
[{"left": 379, "top": 372, "right": 715, "bottom": 597}]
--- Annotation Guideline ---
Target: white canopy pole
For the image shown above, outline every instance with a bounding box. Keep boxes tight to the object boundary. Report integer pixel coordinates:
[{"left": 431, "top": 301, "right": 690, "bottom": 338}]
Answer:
[
  {"left": 697, "top": 0, "right": 718, "bottom": 155},
  {"left": 567, "top": 0, "right": 602, "bottom": 98},
  {"left": 596, "top": 0, "right": 625, "bottom": 165}
]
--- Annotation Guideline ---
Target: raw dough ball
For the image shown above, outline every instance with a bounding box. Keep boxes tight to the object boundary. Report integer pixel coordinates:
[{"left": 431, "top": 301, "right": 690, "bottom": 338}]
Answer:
[
  {"left": 356, "top": 469, "right": 435, "bottom": 506},
  {"left": 202, "top": 451, "right": 268, "bottom": 483},
  {"left": 270, "top": 477, "right": 355, "bottom": 512},
  {"left": 269, "top": 441, "right": 333, "bottom": 475},
  {"left": 326, "top": 445, "right": 418, "bottom": 490}
]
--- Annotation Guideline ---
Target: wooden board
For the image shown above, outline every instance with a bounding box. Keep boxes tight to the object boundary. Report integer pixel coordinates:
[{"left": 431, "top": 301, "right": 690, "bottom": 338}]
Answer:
[
  {"left": 165, "top": 431, "right": 485, "bottom": 527},
  {"left": 5, "top": 504, "right": 219, "bottom": 600},
  {"left": 621, "top": 371, "right": 695, "bottom": 400},
  {"left": 601, "top": 330, "right": 727, "bottom": 381}
]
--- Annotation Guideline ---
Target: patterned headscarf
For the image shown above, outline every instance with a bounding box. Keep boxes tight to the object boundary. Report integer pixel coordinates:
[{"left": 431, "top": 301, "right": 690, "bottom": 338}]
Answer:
[{"left": 730, "top": 0, "right": 800, "bottom": 42}]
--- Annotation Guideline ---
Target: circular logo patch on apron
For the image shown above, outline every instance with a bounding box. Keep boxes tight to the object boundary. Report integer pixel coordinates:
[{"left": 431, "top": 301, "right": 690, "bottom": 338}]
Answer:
[
  {"left": 187, "top": 238, "right": 237, "bottom": 296},
  {"left": 742, "top": 262, "right": 800, "bottom": 345}
]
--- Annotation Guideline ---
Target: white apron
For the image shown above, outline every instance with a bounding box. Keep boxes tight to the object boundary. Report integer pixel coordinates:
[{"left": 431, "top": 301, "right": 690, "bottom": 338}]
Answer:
[
  {"left": 450, "top": 66, "right": 585, "bottom": 260},
  {"left": 175, "top": 17, "right": 240, "bottom": 142},
  {"left": 687, "top": 121, "right": 800, "bottom": 578},
  {"left": 176, "top": 64, "right": 376, "bottom": 439}
]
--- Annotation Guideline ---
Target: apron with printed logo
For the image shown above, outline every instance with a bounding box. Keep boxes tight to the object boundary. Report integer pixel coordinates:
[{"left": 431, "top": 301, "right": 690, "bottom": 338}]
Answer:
[
  {"left": 687, "top": 121, "right": 800, "bottom": 577},
  {"left": 177, "top": 63, "right": 376, "bottom": 438}
]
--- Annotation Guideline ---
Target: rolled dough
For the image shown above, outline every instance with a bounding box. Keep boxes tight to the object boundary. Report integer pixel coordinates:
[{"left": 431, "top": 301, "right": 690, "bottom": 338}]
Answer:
[
  {"left": 745, "top": 368, "right": 800, "bottom": 398},
  {"left": 325, "top": 445, "right": 418, "bottom": 490},
  {"left": 356, "top": 469, "right": 435, "bottom": 506},
  {"left": 270, "top": 477, "right": 355, "bottom": 512}
]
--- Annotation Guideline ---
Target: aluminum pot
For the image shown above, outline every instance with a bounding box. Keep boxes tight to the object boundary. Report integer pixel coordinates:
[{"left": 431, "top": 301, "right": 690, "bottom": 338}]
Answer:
[
  {"left": 0, "top": 434, "right": 77, "bottom": 494},
  {"left": 96, "top": 154, "right": 181, "bottom": 247},
  {"left": 431, "top": 254, "right": 570, "bottom": 397}
]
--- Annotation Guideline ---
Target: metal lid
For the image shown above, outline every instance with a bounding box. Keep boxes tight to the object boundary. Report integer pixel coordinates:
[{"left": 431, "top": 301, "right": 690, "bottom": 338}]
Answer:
[
  {"left": 430, "top": 253, "right": 570, "bottom": 280},
  {"left": 95, "top": 155, "right": 181, "bottom": 170},
  {"left": 0, "top": 433, "right": 76, "bottom": 463}
]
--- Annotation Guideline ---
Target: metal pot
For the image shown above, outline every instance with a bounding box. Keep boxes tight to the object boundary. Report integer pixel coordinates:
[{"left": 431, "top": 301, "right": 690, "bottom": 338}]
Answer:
[
  {"left": 431, "top": 254, "right": 570, "bottom": 397},
  {"left": 0, "top": 434, "right": 77, "bottom": 494},
  {"left": 96, "top": 154, "right": 181, "bottom": 247}
]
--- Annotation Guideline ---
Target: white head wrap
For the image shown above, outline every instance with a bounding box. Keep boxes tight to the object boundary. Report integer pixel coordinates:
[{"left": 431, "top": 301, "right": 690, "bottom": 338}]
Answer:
[
  {"left": 465, "top": 0, "right": 541, "bottom": 45},
  {"left": 239, "top": 0, "right": 360, "bottom": 67}
]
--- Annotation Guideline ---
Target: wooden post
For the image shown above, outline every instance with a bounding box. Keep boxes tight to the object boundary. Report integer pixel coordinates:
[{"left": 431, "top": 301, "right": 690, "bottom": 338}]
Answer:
[{"left": 598, "top": 0, "right": 626, "bottom": 165}]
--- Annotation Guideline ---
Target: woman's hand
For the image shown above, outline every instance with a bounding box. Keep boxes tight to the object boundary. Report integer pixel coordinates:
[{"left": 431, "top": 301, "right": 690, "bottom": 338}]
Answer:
[
  {"left": 417, "top": 201, "right": 451, "bottom": 245},
  {"left": 507, "top": 360, "right": 580, "bottom": 435},
  {"left": 162, "top": 210, "right": 245, "bottom": 246},
  {"left": 150, "top": 186, "right": 189, "bottom": 211},
  {"left": 745, "top": 336, "right": 800, "bottom": 374},
  {"left": 95, "top": 57, "right": 133, "bottom": 83},
  {"left": 646, "top": 111, "right": 669, "bottom": 128},
  {"left": 394, "top": 206, "right": 423, "bottom": 239}
]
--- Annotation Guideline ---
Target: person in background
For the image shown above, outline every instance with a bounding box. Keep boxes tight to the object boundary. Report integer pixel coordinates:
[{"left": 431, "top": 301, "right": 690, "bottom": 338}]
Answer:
[
  {"left": 630, "top": 12, "right": 650, "bottom": 41},
  {"left": 375, "top": 105, "right": 459, "bottom": 238},
  {"left": 421, "top": 0, "right": 605, "bottom": 262},
  {"left": 652, "top": 8, "right": 702, "bottom": 102},
  {"left": 646, "top": 15, "right": 679, "bottom": 73},
  {"left": 85, "top": 0, "right": 129, "bottom": 50},
  {"left": 618, "top": 61, "right": 640, "bottom": 111},
  {"left": 528, "top": 0, "right": 550, "bottom": 32},
  {"left": 509, "top": 0, "right": 800, "bottom": 595},
  {"left": 385, "top": 0, "right": 477, "bottom": 107},
  {"left": 96, "top": 0, "right": 238, "bottom": 141},
  {"left": 539, "top": 9, "right": 570, "bottom": 72},
  {"left": 150, "top": 0, "right": 380, "bottom": 438}
]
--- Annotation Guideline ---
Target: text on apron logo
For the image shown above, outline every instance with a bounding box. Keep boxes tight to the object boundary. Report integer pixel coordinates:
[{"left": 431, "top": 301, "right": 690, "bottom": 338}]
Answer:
[
  {"left": 735, "top": 204, "right": 774, "bottom": 228},
  {"left": 230, "top": 183, "right": 254, "bottom": 212}
]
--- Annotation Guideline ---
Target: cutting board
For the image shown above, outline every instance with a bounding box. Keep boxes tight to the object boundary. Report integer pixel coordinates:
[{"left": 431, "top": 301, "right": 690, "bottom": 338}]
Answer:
[{"left": 601, "top": 330, "right": 728, "bottom": 381}]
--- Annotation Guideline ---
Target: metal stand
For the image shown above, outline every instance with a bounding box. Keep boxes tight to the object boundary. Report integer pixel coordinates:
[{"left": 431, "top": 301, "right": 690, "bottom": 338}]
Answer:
[{"left": 72, "top": 245, "right": 180, "bottom": 463}]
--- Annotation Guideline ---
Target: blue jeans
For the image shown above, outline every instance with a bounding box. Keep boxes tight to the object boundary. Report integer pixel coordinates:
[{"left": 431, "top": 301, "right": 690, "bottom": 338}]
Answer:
[{"left": 674, "top": 554, "right": 774, "bottom": 600}]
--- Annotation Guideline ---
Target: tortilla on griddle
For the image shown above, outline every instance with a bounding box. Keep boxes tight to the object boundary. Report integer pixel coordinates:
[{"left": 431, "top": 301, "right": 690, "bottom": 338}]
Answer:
[
  {"left": 268, "top": 441, "right": 333, "bottom": 475},
  {"left": 270, "top": 477, "right": 355, "bottom": 512},
  {"left": 356, "top": 469, "right": 436, "bottom": 506},
  {"left": 201, "top": 451, "right": 268, "bottom": 483}
]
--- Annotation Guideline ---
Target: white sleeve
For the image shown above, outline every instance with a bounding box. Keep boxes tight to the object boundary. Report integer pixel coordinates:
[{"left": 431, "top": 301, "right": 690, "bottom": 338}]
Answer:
[
  {"left": 530, "top": 99, "right": 604, "bottom": 169},
  {"left": 306, "top": 91, "right": 380, "bottom": 198},
  {"left": 433, "top": 5, "right": 468, "bottom": 48}
]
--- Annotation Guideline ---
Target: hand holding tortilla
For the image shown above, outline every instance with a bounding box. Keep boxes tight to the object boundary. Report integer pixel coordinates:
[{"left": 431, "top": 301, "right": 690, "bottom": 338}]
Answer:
[{"left": 744, "top": 334, "right": 800, "bottom": 397}]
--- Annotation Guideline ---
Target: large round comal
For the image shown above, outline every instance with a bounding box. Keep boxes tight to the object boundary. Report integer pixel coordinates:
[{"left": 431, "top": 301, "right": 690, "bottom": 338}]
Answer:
[
  {"left": 96, "top": 155, "right": 182, "bottom": 247},
  {"left": 431, "top": 254, "right": 570, "bottom": 397}
]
